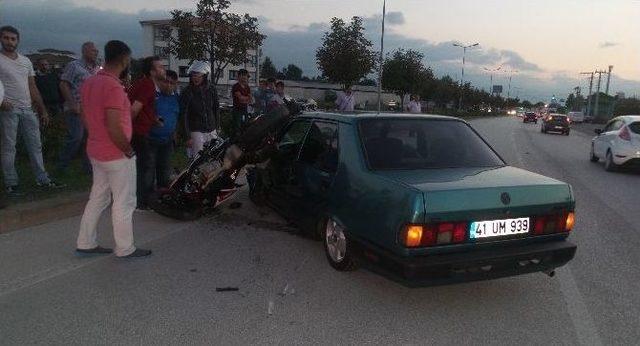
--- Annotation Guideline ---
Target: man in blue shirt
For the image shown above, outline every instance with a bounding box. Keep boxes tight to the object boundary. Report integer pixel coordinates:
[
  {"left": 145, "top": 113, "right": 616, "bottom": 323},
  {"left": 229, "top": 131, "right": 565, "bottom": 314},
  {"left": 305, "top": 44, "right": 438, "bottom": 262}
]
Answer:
[{"left": 144, "top": 70, "right": 179, "bottom": 199}]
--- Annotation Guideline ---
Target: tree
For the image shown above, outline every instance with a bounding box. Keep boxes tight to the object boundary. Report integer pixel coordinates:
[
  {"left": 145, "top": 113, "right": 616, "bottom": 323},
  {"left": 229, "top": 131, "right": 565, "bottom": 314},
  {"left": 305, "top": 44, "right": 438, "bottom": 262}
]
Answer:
[
  {"left": 521, "top": 100, "right": 533, "bottom": 109},
  {"left": 359, "top": 78, "right": 377, "bottom": 86},
  {"left": 282, "top": 64, "right": 303, "bottom": 81},
  {"left": 316, "top": 16, "right": 376, "bottom": 89},
  {"left": 382, "top": 49, "right": 434, "bottom": 107},
  {"left": 168, "top": 0, "right": 266, "bottom": 85},
  {"left": 260, "top": 56, "right": 277, "bottom": 79}
]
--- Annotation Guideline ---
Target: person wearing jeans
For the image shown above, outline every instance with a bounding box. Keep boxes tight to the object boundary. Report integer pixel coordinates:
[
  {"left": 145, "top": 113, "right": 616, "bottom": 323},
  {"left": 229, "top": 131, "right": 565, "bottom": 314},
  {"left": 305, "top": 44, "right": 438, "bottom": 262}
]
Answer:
[
  {"left": 144, "top": 70, "right": 179, "bottom": 196},
  {"left": 76, "top": 40, "right": 151, "bottom": 258},
  {"left": 58, "top": 42, "right": 99, "bottom": 174},
  {"left": 0, "top": 25, "right": 64, "bottom": 195}
]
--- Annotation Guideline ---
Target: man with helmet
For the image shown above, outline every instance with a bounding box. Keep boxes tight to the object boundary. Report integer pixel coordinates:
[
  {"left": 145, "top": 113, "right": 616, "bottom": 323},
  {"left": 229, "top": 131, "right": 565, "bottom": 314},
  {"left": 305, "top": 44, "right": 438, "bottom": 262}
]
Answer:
[{"left": 179, "top": 61, "right": 220, "bottom": 157}]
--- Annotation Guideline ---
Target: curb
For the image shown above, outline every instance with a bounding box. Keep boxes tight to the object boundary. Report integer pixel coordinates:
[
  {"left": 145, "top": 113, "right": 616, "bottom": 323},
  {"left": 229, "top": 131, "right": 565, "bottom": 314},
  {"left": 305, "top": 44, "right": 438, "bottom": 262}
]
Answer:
[{"left": 0, "top": 192, "right": 88, "bottom": 234}]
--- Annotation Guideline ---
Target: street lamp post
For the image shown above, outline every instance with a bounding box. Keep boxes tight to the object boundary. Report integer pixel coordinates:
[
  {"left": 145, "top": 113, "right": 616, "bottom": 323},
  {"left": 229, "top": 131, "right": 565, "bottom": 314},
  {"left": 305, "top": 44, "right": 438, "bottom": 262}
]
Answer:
[
  {"left": 506, "top": 69, "right": 519, "bottom": 98},
  {"left": 483, "top": 66, "right": 501, "bottom": 95},
  {"left": 377, "top": 0, "right": 386, "bottom": 113},
  {"left": 453, "top": 42, "right": 479, "bottom": 111}
]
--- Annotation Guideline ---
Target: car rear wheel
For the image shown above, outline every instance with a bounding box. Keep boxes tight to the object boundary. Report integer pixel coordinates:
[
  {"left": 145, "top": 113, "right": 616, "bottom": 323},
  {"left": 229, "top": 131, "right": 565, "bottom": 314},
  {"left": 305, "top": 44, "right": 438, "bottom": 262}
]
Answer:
[
  {"left": 565, "top": 130, "right": 570, "bottom": 136},
  {"left": 590, "top": 145, "right": 599, "bottom": 162},
  {"left": 605, "top": 150, "right": 619, "bottom": 172},
  {"left": 323, "top": 218, "right": 358, "bottom": 271}
]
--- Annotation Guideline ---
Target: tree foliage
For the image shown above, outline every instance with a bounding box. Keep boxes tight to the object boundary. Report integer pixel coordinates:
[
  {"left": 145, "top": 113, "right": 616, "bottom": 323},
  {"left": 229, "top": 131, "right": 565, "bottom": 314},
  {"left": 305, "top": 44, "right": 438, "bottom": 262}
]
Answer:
[
  {"left": 282, "top": 64, "right": 304, "bottom": 81},
  {"left": 260, "top": 56, "right": 277, "bottom": 79},
  {"left": 382, "top": 49, "right": 434, "bottom": 103},
  {"left": 315, "top": 16, "right": 376, "bottom": 89},
  {"left": 168, "top": 0, "right": 266, "bottom": 85}
]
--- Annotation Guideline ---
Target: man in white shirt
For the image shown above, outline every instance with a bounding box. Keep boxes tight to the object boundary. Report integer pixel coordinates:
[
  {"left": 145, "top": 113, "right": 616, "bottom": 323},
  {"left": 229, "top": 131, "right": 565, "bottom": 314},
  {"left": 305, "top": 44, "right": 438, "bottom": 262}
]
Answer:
[
  {"left": 407, "top": 94, "right": 422, "bottom": 114},
  {"left": 335, "top": 86, "right": 355, "bottom": 112},
  {"left": 0, "top": 26, "right": 63, "bottom": 196}
]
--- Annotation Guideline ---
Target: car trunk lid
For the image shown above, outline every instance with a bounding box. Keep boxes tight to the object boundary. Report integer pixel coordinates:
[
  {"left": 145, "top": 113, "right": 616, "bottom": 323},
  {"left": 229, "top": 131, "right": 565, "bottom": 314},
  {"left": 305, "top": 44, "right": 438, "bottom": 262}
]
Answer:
[{"left": 376, "top": 166, "right": 573, "bottom": 222}]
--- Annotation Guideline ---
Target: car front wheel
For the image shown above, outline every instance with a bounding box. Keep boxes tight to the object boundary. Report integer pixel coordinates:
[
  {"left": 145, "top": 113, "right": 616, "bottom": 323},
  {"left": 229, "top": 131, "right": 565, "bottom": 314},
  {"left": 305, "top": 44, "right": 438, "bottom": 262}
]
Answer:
[
  {"left": 604, "top": 150, "right": 619, "bottom": 172},
  {"left": 590, "top": 144, "right": 599, "bottom": 162},
  {"left": 323, "top": 218, "right": 358, "bottom": 271}
]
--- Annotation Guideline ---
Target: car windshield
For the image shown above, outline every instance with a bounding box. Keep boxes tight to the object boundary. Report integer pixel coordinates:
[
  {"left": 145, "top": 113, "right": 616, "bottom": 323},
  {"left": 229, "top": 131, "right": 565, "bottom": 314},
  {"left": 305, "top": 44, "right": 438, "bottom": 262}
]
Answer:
[
  {"left": 359, "top": 118, "right": 504, "bottom": 170},
  {"left": 526, "top": 112, "right": 536, "bottom": 116},
  {"left": 628, "top": 122, "right": 640, "bottom": 134}
]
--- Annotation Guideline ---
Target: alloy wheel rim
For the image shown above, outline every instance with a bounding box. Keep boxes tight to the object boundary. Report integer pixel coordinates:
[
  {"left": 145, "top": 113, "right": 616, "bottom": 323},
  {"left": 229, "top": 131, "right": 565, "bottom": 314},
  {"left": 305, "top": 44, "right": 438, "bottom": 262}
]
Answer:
[{"left": 325, "top": 220, "right": 346, "bottom": 262}]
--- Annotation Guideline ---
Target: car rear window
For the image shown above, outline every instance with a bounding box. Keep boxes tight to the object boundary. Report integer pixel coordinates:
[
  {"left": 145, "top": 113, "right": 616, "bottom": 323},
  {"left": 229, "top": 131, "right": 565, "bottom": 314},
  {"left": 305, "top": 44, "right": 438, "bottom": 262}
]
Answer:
[
  {"left": 629, "top": 122, "right": 640, "bottom": 134},
  {"left": 525, "top": 112, "right": 536, "bottom": 116},
  {"left": 359, "top": 118, "right": 504, "bottom": 170},
  {"left": 552, "top": 115, "right": 566, "bottom": 121}
]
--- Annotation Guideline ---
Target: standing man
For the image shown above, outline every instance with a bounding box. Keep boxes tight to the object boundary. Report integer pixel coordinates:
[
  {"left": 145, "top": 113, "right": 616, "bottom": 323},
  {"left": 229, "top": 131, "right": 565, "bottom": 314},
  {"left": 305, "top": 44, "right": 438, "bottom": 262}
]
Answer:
[
  {"left": 0, "top": 26, "right": 64, "bottom": 196},
  {"left": 34, "top": 58, "right": 62, "bottom": 117},
  {"left": 231, "top": 69, "right": 251, "bottom": 136},
  {"left": 180, "top": 61, "right": 219, "bottom": 155},
  {"left": 76, "top": 40, "right": 151, "bottom": 258},
  {"left": 145, "top": 70, "right": 179, "bottom": 194},
  {"left": 407, "top": 95, "right": 422, "bottom": 114},
  {"left": 58, "top": 42, "right": 100, "bottom": 173},
  {"left": 336, "top": 86, "right": 355, "bottom": 112},
  {"left": 129, "top": 56, "right": 165, "bottom": 209}
]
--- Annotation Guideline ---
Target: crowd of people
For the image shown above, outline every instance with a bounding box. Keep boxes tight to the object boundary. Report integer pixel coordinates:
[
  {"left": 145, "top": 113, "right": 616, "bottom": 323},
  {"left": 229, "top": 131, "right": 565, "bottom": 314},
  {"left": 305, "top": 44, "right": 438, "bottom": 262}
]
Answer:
[{"left": 0, "top": 24, "right": 302, "bottom": 257}]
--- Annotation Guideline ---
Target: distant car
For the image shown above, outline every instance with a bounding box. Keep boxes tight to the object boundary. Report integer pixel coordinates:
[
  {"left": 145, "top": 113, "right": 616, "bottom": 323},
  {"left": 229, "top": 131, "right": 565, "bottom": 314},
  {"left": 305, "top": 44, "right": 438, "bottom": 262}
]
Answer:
[
  {"left": 567, "top": 111, "right": 585, "bottom": 123},
  {"left": 590, "top": 115, "right": 640, "bottom": 171},
  {"left": 541, "top": 114, "right": 570, "bottom": 135},
  {"left": 523, "top": 112, "right": 538, "bottom": 123},
  {"left": 386, "top": 100, "right": 399, "bottom": 111},
  {"left": 251, "top": 112, "right": 577, "bottom": 286}
]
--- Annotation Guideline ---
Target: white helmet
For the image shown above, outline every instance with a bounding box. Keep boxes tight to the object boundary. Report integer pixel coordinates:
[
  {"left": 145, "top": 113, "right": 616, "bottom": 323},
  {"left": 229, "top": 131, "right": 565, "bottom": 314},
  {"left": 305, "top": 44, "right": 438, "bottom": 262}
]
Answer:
[{"left": 187, "top": 60, "right": 211, "bottom": 75}]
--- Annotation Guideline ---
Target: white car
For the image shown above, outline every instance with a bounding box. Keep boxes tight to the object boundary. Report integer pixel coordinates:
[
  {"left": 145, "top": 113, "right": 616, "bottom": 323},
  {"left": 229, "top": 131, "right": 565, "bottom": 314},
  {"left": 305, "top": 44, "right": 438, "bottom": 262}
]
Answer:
[
  {"left": 567, "top": 111, "right": 585, "bottom": 123},
  {"left": 590, "top": 115, "right": 640, "bottom": 171}
]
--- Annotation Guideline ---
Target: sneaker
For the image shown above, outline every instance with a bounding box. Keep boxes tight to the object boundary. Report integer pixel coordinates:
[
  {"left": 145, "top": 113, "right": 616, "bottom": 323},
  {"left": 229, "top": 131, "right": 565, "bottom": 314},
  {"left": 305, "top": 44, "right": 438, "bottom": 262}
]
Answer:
[
  {"left": 120, "top": 248, "right": 152, "bottom": 258},
  {"left": 5, "top": 185, "right": 24, "bottom": 197},
  {"left": 37, "top": 181, "right": 66, "bottom": 189},
  {"left": 76, "top": 246, "right": 113, "bottom": 255}
]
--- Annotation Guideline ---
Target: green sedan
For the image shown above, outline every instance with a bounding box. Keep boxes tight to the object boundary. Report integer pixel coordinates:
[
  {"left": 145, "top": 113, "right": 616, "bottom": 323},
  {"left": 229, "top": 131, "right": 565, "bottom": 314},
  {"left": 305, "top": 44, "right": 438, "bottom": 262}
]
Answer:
[{"left": 251, "top": 112, "right": 577, "bottom": 286}]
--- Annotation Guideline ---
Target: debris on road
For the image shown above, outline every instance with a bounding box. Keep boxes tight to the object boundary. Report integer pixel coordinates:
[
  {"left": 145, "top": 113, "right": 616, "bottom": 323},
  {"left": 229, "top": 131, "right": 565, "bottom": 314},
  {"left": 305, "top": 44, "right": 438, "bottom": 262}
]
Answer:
[{"left": 216, "top": 287, "right": 239, "bottom": 292}]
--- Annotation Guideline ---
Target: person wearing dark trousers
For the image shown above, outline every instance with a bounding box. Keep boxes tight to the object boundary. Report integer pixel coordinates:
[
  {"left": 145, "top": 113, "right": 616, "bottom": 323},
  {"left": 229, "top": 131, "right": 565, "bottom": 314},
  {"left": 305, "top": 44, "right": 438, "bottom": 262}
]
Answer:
[
  {"left": 144, "top": 70, "right": 179, "bottom": 197},
  {"left": 231, "top": 69, "right": 251, "bottom": 137},
  {"left": 34, "top": 58, "right": 62, "bottom": 117},
  {"left": 129, "top": 56, "right": 165, "bottom": 209},
  {"left": 58, "top": 42, "right": 100, "bottom": 174}
]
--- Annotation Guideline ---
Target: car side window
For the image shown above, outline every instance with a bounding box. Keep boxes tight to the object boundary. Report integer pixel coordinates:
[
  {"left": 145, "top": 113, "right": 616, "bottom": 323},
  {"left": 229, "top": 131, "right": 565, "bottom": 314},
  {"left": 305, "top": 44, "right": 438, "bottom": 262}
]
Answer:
[
  {"left": 299, "top": 121, "right": 339, "bottom": 173},
  {"left": 277, "top": 120, "right": 311, "bottom": 160},
  {"left": 605, "top": 120, "right": 623, "bottom": 132}
]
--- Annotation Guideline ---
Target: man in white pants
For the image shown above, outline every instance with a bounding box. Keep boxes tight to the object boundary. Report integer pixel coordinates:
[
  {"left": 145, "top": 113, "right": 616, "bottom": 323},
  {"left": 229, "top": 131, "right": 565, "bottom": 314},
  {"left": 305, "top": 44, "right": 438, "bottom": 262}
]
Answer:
[{"left": 76, "top": 40, "right": 151, "bottom": 258}]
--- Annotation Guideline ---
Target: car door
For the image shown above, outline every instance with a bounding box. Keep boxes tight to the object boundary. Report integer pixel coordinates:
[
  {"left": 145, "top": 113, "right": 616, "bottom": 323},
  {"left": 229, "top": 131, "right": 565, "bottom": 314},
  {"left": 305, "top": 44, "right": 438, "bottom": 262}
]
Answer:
[
  {"left": 266, "top": 119, "right": 312, "bottom": 217},
  {"left": 595, "top": 120, "right": 621, "bottom": 157},
  {"left": 293, "top": 121, "right": 340, "bottom": 231}
]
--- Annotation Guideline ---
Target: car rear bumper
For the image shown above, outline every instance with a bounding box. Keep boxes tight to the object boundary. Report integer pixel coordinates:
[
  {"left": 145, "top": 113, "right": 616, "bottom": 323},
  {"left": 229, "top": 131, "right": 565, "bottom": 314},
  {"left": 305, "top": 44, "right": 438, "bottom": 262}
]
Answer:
[{"left": 353, "top": 238, "right": 577, "bottom": 287}]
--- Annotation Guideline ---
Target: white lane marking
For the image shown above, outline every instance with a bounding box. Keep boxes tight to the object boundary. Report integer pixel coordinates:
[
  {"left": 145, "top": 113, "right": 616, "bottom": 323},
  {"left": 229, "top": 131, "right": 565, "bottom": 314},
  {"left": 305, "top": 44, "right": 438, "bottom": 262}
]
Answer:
[
  {"left": 556, "top": 266, "right": 603, "bottom": 346},
  {"left": 507, "top": 119, "right": 603, "bottom": 345}
]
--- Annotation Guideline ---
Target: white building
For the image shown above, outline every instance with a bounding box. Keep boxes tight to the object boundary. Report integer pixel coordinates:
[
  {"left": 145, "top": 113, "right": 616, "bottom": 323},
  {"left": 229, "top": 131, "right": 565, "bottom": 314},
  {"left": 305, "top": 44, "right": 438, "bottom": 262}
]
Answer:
[{"left": 139, "top": 19, "right": 259, "bottom": 95}]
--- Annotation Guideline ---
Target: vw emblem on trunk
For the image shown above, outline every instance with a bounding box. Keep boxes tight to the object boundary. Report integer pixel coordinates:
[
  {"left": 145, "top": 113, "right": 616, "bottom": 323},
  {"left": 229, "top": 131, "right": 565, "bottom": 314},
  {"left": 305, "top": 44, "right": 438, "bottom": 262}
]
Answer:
[{"left": 500, "top": 192, "right": 511, "bottom": 205}]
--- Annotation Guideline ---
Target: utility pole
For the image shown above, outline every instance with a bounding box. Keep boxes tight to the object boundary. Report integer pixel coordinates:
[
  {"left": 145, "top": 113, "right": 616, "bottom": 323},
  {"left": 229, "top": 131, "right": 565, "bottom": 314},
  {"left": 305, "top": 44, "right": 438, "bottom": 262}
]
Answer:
[
  {"left": 605, "top": 65, "right": 613, "bottom": 95},
  {"left": 453, "top": 42, "right": 479, "bottom": 111},
  {"left": 594, "top": 69, "right": 606, "bottom": 120},
  {"left": 580, "top": 72, "right": 594, "bottom": 116},
  {"left": 483, "top": 66, "right": 501, "bottom": 95},
  {"left": 377, "top": 0, "right": 386, "bottom": 113},
  {"left": 506, "top": 70, "right": 518, "bottom": 99}
]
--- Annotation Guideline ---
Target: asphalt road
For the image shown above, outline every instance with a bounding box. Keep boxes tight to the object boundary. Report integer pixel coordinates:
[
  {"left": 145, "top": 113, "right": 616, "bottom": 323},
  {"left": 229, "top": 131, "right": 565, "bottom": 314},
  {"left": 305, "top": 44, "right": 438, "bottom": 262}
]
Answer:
[{"left": 1, "top": 116, "right": 639, "bottom": 345}]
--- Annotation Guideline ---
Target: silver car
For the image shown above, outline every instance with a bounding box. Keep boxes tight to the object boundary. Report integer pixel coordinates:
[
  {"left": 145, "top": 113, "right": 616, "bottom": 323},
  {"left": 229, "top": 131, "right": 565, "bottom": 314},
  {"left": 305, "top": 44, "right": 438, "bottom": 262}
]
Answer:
[{"left": 590, "top": 115, "right": 640, "bottom": 171}]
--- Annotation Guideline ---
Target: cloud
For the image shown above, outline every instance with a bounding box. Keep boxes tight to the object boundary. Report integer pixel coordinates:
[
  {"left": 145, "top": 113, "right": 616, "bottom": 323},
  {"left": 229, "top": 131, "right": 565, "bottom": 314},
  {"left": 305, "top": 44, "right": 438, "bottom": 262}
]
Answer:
[
  {"left": 3, "top": 1, "right": 637, "bottom": 101},
  {"left": 599, "top": 41, "right": 619, "bottom": 48},
  {"left": 0, "top": 0, "right": 167, "bottom": 56}
]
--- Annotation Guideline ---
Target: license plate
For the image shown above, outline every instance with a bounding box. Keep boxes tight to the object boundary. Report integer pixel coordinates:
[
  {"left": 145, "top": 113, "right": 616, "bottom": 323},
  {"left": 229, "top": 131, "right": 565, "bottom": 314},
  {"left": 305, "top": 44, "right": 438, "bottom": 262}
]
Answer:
[
  {"left": 555, "top": 126, "right": 563, "bottom": 129},
  {"left": 470, "top": 217, "right": 530, "bottom": 239}
]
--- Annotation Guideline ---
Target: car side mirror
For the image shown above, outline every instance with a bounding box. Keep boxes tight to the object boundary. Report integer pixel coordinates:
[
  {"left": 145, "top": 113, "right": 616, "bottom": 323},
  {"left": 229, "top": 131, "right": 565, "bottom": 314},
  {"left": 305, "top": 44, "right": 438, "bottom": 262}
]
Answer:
[{"left": 594, "top": 129, "right": 603, "bottom": 135}]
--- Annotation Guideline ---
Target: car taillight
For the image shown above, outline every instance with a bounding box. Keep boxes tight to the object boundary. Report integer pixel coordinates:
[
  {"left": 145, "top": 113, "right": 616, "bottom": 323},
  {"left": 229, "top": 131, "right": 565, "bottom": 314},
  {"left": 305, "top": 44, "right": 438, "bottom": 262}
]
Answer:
[
  {"left": 401, "top": 222, "right": 467, "bottom": 248},
  {"left": 532, "top": 212, "right": 574, "bottom": 235},
  {"left": 619, "top": 126, "right": 631, "bottom": 141}
]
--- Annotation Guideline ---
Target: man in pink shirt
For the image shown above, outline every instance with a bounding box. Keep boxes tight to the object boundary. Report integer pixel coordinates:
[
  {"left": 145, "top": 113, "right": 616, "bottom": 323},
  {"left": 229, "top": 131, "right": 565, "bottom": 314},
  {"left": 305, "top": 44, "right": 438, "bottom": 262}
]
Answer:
[{"left": 76, "top": 40, "right": 151, "bottom": 258}]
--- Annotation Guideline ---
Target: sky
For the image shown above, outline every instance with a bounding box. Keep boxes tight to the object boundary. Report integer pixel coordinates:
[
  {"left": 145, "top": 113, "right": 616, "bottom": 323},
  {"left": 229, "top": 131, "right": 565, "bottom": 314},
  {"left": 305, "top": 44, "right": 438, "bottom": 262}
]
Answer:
[{"left": 2, "top": 0, "right": 639, "bottom": 102}]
